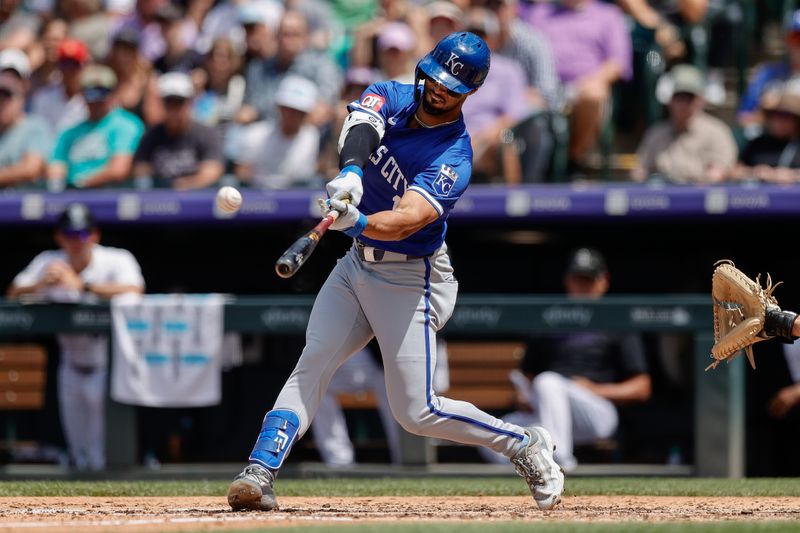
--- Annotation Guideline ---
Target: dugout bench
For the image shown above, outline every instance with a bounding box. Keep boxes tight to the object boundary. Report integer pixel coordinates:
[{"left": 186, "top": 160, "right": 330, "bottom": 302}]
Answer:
[{"left": 0, "top": 295, "right": 742, "bottom": 477}]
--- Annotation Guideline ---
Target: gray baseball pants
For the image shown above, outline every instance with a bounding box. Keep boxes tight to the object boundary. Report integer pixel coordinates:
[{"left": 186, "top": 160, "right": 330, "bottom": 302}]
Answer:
[{"left": 273, "top": 243, "right": 528, "bottom": 460}]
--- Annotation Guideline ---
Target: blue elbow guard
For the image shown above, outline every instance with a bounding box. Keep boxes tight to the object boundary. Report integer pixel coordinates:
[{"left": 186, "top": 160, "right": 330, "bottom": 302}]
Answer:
[{"left": 248, "top": 409, "right": 300, "bottom": 471}]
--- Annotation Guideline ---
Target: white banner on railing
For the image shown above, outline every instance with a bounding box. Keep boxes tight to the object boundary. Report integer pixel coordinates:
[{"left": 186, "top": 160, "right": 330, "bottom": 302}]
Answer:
[{"left": 110, "top": 293, "right": 224, "bottom": 407}]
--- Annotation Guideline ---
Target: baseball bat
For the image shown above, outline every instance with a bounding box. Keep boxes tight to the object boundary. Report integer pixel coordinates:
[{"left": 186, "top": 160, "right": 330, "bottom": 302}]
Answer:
[{"left": 274, "top": 200, "right": 347, "bottom": 279}]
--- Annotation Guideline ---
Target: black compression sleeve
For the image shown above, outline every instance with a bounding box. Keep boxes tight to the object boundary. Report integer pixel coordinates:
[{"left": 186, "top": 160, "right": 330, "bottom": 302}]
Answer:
[{"left": 339, "top": 123, "right": 380, "bottom": 170}]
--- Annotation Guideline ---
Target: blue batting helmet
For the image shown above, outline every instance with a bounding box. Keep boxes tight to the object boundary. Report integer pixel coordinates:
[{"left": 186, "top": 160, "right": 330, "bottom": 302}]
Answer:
[{"left": 415, "top": 32, "right": 491, "bottom": 95}]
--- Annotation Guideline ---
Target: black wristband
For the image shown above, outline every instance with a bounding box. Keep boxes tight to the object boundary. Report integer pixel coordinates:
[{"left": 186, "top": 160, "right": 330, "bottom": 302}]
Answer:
[
  {"left": 83, "top": 281, "right": 92, "bottom": 293},
  {"left": 764, "top": 307, "right": 799, "bottom": 341}
]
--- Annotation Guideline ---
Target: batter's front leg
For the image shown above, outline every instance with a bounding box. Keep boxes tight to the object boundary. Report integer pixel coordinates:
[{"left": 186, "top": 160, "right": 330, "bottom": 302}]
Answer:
[{"left": 229, "top": 254, "right": 373, "bottom": 511}]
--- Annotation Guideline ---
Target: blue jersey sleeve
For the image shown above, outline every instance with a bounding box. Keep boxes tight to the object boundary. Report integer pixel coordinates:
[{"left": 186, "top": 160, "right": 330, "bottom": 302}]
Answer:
[
  {"left": 347, "top": 81, "right": 405, "bottom": 132},
  {"left": 408, "top": 151, "right": 471, "bottom": 218}
]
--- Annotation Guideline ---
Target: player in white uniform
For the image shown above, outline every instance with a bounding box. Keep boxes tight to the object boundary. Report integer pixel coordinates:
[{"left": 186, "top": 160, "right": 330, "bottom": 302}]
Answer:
[
  {"left": 227, "top": 32, "right": 564, "bottom": 511},
  {"left": 7, "top": 204, "right": 144, "bottom": 470}
]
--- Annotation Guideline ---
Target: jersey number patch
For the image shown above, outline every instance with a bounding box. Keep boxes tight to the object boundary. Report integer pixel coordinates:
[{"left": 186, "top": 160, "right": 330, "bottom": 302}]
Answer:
[
  {"left": 433, "top": 165, "right": 458, "bottom": 196},
  {"left": 360, "top": 94, "right": 385, "bottom": 111}
]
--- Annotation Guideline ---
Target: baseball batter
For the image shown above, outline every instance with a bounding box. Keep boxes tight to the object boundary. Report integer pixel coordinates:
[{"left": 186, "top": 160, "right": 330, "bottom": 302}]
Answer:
[{"left": 227, "top": 32, "right": 564, "bottom": 511}]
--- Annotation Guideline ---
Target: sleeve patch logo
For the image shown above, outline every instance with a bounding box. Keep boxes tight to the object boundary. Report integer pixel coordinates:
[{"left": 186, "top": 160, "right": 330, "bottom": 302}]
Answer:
[
  {"left": 360, "top": 94, "right": 385, "bottom": 111},
  {"left": 433, "top": 164, "right": 458, "bottom": 196}
]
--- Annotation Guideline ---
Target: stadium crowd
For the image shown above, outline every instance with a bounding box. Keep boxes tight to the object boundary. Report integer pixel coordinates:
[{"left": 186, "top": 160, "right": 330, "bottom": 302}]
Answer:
[{"left": 0, "top": 0, "right": 795, "bottom": 188}]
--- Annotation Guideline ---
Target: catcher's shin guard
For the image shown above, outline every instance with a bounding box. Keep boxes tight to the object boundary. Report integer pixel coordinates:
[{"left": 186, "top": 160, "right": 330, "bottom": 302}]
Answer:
[
  {"left": 765, "top": 307, "right": 799, "bottom": 341},
  {"left": 249, "top": 409, "right": 300, "bottom": 471}
]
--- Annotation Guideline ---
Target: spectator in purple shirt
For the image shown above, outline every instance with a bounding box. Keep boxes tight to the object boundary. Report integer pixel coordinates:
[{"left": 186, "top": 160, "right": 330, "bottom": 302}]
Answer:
[
  {"left": 461, "top": 7, "right": 529, "bottom": 184},
  {"left": 520, "top": 0, "right": 632, "bottom": 171}
]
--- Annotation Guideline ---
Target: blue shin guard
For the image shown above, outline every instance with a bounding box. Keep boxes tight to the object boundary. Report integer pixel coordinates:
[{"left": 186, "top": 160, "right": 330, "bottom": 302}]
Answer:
[{"left": 248, "top": 409, "right": 300, "bottom": 472}]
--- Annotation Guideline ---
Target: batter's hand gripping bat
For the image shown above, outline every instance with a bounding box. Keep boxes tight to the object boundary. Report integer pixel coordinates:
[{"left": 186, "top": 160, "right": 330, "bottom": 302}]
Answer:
[{"left": 274, "top": 198, "right": 349, "bottom": 278}]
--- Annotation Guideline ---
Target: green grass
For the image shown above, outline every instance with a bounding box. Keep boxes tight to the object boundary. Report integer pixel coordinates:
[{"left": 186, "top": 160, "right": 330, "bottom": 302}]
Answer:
[
  {"left": 0, "top": 477, "right": 799, "bottom": 497},
  {"left": 204, "top": 525, "right": 800, "bottom": 533}
]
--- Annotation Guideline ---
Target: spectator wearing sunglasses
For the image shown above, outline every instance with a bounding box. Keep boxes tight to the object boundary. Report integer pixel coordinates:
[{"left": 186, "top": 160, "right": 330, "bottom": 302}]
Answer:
[
  {"left": 47, "top": 65, "right": 144, "bottom": 190},
  {"left": 732, "top": 84, "right": 800, "bottom": 184}
]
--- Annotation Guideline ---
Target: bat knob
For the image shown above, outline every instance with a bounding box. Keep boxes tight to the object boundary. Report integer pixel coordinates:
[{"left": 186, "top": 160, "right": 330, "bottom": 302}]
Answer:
[{"left": 275, "top": 258, "right": 295, "bottom": 279}]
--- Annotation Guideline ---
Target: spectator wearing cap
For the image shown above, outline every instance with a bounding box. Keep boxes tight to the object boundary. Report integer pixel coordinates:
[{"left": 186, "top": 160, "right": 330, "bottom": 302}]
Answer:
[
  {"left": 7, "top": 203, "right": 144, "bottom": 471},
  {"left": 731, "top": 85, "right": 800, "bottom": 184},
  {"left": 237, "top": 10, "right": 341, "bottom": 126},
  {"left": 112, "top": 0, "right": 197, "bottom": 62},
  {"left": 739, "top": 10, "right": 800, "bottom": 135},
  {"left": 632, "top": 64, "right": 737, "bottom": 184},
  {"left": 234, "top": 74, "right": 320, "bottom": 188},
  {"left": 479, "top": 248, "right": 650, "bottom": 472},
  {"left": 478, "top": 0, "right": 559, "bottom": 112},
  {"left": 0, "top": 48, "right": 32, "bottom": 81},
  {"left": 239, "top": 1, "right": 282, "bottom": 68},
  {"left": 521, "top": 0, "right": 632, "bottom": 171},
  {"left": 31, "top": 39, "right": 90, "bottom": 133},
  {"left": 376, "top": 22, "right": 416, "bottom": 84},
  {"left": 461, "top": 7, "right": 529, "bottom": 184},
  {"left": 29, "top": 19, "right": 69, "bottom": 94},
  {"left": 0, "top": 70, "right": 52, "bottom": 188},
  {"left": 133, "top": 72, "right": 224, "bottom": 190},
  {"left": 153, "top": 4, "right": 202, "bottom": 74},
  {"left": 48, "top": 65, "right": 144, "bottom": 189},
  {"left": 426, "top": 1, "right": 463, "bottom": 43}
]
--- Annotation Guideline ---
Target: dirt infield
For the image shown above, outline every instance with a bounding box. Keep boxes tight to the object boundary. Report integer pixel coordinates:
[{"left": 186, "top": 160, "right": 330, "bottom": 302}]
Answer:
[{"left": 0, "top": 496, "right": 798, "bottom": 531}]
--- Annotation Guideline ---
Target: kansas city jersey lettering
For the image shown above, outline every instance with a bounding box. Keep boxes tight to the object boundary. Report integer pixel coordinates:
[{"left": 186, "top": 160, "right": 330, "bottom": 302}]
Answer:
[
  {"left": 347, "top": 81, "right": 474, "bottom": 257},
  {"left": 369, "top": 145, "right": 408, "bottom": 193}
]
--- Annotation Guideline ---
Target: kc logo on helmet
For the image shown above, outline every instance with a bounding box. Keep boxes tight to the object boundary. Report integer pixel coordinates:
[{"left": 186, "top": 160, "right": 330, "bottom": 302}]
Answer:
[
  {"left": 445, "top": 52, "right": 463, "bottom": 75},
  {"left": 360, "top": 94, "right": 385, "bottom": 111},
  {"left": 433, "top": 164, "right": 458, "bottom": 196}
]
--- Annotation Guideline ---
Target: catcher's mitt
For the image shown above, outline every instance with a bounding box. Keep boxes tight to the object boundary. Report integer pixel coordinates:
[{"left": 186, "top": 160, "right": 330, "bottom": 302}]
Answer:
[{"left": 708, "top": 260, "right": 783, "bottom": 371}]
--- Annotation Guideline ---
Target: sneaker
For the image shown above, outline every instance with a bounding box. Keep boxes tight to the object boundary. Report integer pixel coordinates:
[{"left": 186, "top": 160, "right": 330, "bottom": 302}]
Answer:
[
  {"left": 227, "top": 463, "right": 277, "bottom": 511},
  {"left": 510, "top": 426, "right": 564, "bottom": 510}
]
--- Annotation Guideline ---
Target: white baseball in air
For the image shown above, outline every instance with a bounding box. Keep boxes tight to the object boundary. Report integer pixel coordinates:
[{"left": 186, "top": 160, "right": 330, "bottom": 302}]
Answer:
[{"left": 216, "top": 186, "right": 242, "bottom": 213}]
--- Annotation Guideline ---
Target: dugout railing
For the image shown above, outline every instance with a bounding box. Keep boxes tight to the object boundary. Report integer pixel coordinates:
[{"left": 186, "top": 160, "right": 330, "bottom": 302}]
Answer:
[{"left": 0, "top": 295, "right": 739, "bottom": 477}]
